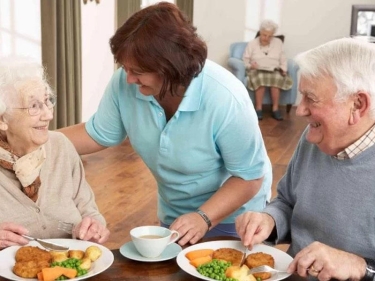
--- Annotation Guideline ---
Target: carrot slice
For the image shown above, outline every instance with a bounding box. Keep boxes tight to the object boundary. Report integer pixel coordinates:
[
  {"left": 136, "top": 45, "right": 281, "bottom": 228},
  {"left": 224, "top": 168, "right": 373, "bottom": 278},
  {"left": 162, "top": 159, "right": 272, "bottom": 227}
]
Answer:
[
  {"left": 41, "top": 267, "right": 65, "bottom": 281},
  {"left": 185, "top": 249, "right": 214, "bottom": 261},
  {"left": 60, "top": 267, "right": 78, "bottom": 279},
  {"left": 37, "top": 272, "right": 44, "bottom": 281},
  {"left": 189, "top": 255, "right": 213, "bottom": 268}
]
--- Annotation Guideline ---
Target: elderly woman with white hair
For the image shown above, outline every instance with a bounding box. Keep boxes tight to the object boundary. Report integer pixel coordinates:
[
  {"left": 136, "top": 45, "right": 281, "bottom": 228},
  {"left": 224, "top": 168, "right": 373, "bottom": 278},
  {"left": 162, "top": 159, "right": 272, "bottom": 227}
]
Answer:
[
  {"left": 0, "top": 57, "right": 109, "bottom": 249},
  {"left": 243, "top": 19, "right": 293, "bottom": 121},
  {"left": 236, "top": 37, "right": 375, "bottom": 281}
]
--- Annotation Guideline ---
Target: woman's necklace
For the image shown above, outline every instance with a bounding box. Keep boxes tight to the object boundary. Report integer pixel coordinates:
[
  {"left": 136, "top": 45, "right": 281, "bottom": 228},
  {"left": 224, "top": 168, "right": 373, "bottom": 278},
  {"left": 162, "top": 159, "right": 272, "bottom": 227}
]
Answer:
[{"left": 260, "top": 44, "right": 270, "bottom": 56}]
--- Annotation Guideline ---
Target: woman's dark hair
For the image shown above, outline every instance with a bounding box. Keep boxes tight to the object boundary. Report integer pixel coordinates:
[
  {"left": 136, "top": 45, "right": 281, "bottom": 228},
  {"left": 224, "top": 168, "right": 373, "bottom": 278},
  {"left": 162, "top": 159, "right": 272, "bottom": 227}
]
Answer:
[{"left": 110, "top": 2, "right": 207, "bottom": 99}]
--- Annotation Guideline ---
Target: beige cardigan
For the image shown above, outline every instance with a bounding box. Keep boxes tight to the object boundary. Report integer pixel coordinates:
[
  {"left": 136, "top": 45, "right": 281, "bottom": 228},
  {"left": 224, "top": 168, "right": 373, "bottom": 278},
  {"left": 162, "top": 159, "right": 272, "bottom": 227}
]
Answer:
[
  {"left": 0, "top": 131, "right": 106, "bottom": 239},
  {"left": 242, "top": 37, "right": 288, "bottom": 72}
]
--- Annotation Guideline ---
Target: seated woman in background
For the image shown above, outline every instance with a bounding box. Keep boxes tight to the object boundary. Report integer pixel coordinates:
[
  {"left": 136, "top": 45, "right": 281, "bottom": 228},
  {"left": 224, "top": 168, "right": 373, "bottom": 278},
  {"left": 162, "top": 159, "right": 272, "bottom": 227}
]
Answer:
[
  {"left": 243, "top": 19, "right": 293, "bottom": 121},
  {"left": 0, "top": 57, "right": 110, "bottom": 249}
]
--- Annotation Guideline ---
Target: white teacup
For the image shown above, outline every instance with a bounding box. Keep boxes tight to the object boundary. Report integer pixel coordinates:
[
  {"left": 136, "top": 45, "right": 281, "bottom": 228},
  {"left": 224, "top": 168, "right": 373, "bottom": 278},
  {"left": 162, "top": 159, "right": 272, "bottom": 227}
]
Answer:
[{"left": 130, "top": 226, "right": 180, "bottom": 258}]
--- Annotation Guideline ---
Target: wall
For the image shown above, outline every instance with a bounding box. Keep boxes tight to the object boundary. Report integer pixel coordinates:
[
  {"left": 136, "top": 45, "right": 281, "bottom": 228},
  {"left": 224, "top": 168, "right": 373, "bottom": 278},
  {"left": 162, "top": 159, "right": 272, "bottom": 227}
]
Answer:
[
  {"left": 2, "top": 0, "right": 375, "bottom": 112},
  {"left": 194, "top": 0, "right": 375, "bottom": 105}
]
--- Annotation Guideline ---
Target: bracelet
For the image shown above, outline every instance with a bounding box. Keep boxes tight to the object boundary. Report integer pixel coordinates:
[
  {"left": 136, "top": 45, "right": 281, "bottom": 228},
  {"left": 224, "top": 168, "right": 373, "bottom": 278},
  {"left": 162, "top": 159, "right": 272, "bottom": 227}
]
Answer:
[{"left": 196, "top": 209, "right": 212, "bottom": 229}]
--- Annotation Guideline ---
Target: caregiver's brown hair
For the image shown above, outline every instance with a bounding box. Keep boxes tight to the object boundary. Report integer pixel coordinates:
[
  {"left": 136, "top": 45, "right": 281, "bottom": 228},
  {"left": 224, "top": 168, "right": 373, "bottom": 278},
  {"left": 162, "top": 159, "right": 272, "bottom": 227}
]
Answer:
[{"left": 109, "top": 1, "right": 207, "bottom": 99}]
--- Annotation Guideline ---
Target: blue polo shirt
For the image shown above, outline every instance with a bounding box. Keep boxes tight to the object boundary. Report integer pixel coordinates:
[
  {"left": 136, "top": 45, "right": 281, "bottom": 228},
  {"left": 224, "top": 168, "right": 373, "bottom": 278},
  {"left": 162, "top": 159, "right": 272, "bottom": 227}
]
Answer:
[{"left": 86, "top": 59, "right": 272, "bottom": 225}]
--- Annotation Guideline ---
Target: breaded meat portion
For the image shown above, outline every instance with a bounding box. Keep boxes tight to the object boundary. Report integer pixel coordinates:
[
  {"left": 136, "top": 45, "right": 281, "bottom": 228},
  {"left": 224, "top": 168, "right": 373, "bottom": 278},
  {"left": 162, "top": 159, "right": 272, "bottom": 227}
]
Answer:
[
  {"left": 212, "top": 248, "right": 243, "bottom": 266},
  {"left": 15, "top": 246, "right": 52, "bottom": 263},
  {"left": 245, "top": 252, "right": 275, "bottom": 280},
  {"left": 13, "top": 260, "right": 50, "bottom": 278},
  {"left": 13, "top": 246, "right": 52, "bottom": 278}
]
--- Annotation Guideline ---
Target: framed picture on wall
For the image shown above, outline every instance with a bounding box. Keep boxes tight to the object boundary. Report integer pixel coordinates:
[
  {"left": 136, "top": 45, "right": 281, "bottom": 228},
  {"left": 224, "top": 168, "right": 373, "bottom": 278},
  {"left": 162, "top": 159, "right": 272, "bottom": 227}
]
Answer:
[{"left": 350, "top": 5, "right": 375, "bottom": 36}]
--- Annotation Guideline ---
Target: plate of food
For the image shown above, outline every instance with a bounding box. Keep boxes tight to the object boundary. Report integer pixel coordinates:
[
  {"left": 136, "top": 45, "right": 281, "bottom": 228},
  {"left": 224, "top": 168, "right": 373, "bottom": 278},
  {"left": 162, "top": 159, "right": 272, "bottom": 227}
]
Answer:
[
  {"left": 176, "top": 240, "right": 293, "bottom": 281},
  {"left": 0, "top": 239, "right": 114, "bottom": 281}
]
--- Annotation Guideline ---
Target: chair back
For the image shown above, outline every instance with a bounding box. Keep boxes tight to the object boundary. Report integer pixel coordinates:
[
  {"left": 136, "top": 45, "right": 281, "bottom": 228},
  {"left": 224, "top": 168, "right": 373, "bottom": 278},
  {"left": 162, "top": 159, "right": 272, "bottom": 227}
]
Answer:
[{"left": 229, "top": 42, "right": 248, "bottom": 60}]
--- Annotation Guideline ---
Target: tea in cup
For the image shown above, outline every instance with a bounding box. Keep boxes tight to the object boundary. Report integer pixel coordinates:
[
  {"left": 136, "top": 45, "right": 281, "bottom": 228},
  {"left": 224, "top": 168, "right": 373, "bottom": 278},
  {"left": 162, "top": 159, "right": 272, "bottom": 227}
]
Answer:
[{"left": 130, "top": 226, "right": 180, "bottom": 258}]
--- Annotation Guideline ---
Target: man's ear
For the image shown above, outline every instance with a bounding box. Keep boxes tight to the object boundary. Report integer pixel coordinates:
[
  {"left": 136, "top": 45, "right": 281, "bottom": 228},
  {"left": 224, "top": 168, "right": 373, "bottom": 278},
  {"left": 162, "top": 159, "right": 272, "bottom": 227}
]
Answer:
[
  {"left": 0, "top": 116, "right": 8, "bottom": 131},
  {"left": 349, "top": 92, "right": 370, "bottom": 125}
]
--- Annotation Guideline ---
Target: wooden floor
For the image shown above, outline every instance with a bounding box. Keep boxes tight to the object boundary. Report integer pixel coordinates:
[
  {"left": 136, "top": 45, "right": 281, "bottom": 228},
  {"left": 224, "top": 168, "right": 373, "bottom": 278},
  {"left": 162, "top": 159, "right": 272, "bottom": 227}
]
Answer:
[{"left": 81, "top": 106, "right": 307, "bottom": 250}]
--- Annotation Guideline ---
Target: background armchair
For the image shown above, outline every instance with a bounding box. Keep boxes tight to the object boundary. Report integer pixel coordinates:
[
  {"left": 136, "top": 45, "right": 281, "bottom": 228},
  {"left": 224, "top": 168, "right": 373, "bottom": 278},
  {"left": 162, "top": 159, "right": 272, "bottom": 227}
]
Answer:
[{"left": 227, "top": 41, "right": 298, "bottom": 113}]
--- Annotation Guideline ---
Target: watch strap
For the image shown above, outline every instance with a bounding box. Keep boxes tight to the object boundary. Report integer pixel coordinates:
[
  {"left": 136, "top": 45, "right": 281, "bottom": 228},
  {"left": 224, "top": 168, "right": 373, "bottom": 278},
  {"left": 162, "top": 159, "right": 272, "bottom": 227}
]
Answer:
[
  {"left": 196, "top": 209, "right": 212, "bottom": 229},
  {"left": 363, "top": 258, "right": 375, "bottom": 281}
]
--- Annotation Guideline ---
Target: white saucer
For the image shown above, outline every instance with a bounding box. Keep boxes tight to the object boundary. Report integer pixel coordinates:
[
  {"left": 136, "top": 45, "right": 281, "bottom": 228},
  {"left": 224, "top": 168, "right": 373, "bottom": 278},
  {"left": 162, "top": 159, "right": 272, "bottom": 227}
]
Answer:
[{"left": 119, "top": 241, "right": 182, "bottom": 262}]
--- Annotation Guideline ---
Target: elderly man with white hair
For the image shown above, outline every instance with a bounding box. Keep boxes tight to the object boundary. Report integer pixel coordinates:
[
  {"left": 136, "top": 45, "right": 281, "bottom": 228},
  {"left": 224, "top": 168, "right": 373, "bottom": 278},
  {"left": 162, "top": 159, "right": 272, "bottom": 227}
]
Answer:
[{"left": 236, "top": 37, "right": 375, "bottom": 281}]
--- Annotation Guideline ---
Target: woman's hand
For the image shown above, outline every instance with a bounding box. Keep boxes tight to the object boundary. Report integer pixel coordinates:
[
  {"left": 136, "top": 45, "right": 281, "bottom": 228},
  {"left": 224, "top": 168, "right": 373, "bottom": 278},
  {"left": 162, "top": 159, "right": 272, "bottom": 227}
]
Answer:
[
  {"left": 0, "top": 222, "right": 29, "bottom": 249},
  {"left": 288, "top": 241, "right": 366, "bottom": 281},
  {"left": 73, "top": 217, "right": 110, "bottom": 244},
  {"left": 169, "top": 212, "right": 208, "bottom": 246},
  {"left": 250, "top": 61, "right": 259, "bottom": 69},
  {"left": 235, "top": 212, "right": 275, "bottom": 249}
]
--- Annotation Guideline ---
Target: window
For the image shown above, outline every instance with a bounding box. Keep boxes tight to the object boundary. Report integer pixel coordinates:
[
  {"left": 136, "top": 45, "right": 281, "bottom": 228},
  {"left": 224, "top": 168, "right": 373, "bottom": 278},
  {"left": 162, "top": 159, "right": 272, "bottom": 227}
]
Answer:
[{"left": 0, "top": 0, "right": 41, "bottom": 61}]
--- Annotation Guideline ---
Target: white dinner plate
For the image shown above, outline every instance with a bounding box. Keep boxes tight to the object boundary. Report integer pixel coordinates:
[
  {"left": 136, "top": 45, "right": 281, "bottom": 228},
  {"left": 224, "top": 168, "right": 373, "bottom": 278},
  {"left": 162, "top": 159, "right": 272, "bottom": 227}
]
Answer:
[
  {"left": 0, "top": 239, "right": 114, "bottom": 281},
  {"left": 176, "top": 240, "right": 293, "bottom": 281},
  {"left": 119, "top": 241, "right": 182, "bottom": 262}
]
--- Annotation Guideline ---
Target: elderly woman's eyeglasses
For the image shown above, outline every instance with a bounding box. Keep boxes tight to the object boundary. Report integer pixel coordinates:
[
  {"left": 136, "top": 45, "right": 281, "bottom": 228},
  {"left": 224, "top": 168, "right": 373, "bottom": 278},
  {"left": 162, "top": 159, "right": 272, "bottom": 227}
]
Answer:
[{"left": 11, "top": 95, "right": 57, "bottom": 116}]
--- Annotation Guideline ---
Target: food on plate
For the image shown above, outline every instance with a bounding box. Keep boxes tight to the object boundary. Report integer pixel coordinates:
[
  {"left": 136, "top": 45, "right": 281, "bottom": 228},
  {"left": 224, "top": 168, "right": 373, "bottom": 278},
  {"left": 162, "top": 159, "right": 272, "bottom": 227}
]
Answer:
[
  {"left": 196, "top": 259, "right": 235, "bottom": 281},
  {"left": 212, "top": 248, "right": 243, "bottom": 266},
  {"left": 187, "top": 247, "right": 276, "bottom": 281},
  {"left": 189, "top": 255, "right": 212, "bottom": 268},
  {"left": 185, "top": 248, "right": 214, "bottom": 268},
  {"left": 49, "top": 250, "right": 69, "bottom": 262},
  {"left": 38, "top": 266, "right": 77, "bottom": 281},
  {"left": 185, "top": 249, "right": 214, "bottom": 261},
  {"left": 79, "top": 257, "right": 92, "bottom": 270},
  {"left": 13, "top": 244, "right": 103, "bottom": 280},
  {"left": 15, "top": 246, "right": 52, "bottom": 263},
  {"left": 226, "top": 264, "right": 257, "bottom": 281},
  {"left": 13, "top": 246, "right": 52, "bottom": 278},
  {"left": 68, "top": 249, "right": 85, "bottom": 260},
  {"left": 13, "top": 260, "right": 51, "bottom": 279},
  {"left": 245, "top": 252, "right": 275, "bottom": 280},
  {"left": 84, "top": 245, "right": 102, "bottom": 261}
]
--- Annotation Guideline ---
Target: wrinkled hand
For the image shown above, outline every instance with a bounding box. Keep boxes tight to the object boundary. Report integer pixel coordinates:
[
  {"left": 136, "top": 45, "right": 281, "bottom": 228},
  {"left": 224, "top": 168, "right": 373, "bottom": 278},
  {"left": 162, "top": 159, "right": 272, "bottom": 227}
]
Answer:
[
  {"left": 235, "top": 212, "right": 275, "bottom": 249},
  {"left": 0, "top": 222, "right": 29, "bottom": 249},
  {"left": 169, "top": 212, "right": 208, "bottom": 246},
  {"left": 250, "top": 61, "right": 259, "bottom": 69},
  {"left": 288, "top": 241, "right": 366, "bottom": 281},
  {"left": 73, "top": 217, "right": 110, "bottom": 244}
]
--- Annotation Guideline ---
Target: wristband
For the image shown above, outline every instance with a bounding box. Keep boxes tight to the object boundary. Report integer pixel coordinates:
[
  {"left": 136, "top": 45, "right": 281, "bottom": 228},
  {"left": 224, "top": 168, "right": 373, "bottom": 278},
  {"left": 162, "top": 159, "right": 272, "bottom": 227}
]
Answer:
[
  {"left": 363, "top": 258, "right": 375, "bottom": 281},
  {"left": 196, "top": 209, "right": 212, "bottom": 229}
]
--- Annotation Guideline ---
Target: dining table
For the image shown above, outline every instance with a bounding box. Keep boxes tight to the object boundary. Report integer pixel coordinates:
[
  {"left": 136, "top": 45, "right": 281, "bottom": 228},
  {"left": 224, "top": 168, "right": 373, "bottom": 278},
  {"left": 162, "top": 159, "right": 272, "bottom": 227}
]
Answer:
[{"left": 0, "top": 236, "right": 306, "bottom": 281}]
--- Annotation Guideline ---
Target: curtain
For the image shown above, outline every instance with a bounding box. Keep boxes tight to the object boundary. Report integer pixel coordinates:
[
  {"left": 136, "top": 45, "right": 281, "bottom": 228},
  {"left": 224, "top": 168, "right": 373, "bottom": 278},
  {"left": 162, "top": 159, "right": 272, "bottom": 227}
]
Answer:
[
  {"left": 117, "top": 0, "right": 141, "bottom": 28},
  {"left": 41, "top": 0, "right": 82, "bottom": 130},
  {"left": 176, "top": 0, "right": 194, "bottom": 23}
]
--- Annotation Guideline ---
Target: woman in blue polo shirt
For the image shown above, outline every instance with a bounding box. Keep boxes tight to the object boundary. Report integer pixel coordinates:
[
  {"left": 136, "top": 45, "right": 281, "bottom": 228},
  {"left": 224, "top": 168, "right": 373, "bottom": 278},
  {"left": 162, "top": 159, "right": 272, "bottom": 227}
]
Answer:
[{"left": 60, "top": 2, "right": 272, "bottom": 246}]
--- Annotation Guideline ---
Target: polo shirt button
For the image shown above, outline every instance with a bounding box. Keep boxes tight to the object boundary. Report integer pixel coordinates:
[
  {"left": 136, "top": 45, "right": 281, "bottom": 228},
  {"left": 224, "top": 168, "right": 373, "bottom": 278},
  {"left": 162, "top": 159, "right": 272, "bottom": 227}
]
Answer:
[
  {"left": 35, "top": 208, "right": 40, "bottom": 213},
  {"left": 159, "top": 112, "right": 163, "bottom": 116}
]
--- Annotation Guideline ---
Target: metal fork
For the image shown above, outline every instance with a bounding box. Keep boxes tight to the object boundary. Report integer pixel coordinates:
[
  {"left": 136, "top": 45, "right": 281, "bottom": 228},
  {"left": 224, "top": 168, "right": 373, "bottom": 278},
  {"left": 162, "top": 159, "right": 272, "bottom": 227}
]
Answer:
[
  {"left": 248, "top": 265, "right": 288, "bottom": 275},
  {"left": 22, "top": 235, "right": 69, "bottom": 252},
  {"left": 239, "top": 245, "right": 247, "bottom": 267},
  {"left": 57, "top": 221, "right": 74, "bottom": 234}
]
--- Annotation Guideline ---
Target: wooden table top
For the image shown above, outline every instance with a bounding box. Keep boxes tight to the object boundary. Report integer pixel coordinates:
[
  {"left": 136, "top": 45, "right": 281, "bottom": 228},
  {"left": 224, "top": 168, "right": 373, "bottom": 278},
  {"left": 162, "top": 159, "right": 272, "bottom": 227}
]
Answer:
[{"left": 0, "top": 237, "right": 306, "bottom": 281}]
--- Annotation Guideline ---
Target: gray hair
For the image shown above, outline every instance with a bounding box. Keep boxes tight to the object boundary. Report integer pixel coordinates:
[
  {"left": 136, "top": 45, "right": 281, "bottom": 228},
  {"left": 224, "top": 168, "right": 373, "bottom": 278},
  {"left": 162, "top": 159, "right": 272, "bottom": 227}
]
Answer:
[
  {"left": 294, "top": 38, "right": 375, "bottom": 115},
  {"left": 259, "top": 19, "right": 278, "bottom": 33},
  {"left": 0, "top": 56, "right": 51, "bottom": 115}
]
